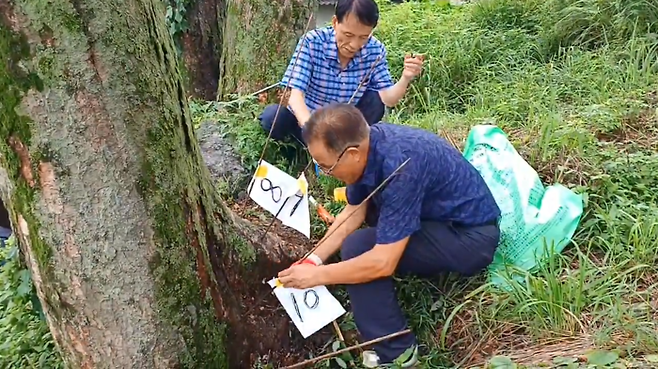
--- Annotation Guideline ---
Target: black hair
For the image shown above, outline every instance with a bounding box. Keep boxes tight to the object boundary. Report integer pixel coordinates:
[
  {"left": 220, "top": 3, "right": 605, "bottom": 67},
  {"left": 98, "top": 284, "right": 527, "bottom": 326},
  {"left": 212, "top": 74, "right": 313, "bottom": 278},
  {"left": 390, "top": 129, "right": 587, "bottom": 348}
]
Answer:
[
  {"left": 302, "top": 103, "right": 370, "bottom": 154},
  {"left": 335, "top": 0, "right": 379, "bottom": 28}
]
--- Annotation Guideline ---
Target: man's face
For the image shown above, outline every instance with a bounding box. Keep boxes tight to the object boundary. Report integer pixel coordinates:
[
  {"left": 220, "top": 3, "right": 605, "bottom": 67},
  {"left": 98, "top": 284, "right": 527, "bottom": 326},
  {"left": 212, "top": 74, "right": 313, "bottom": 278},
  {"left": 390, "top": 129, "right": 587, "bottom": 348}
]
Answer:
[
  {"left": 332, "top": 14, "right": 374, "bottom": 60},
  {"left": 308, "top": 139, "right": 363, "bottom": 185}
]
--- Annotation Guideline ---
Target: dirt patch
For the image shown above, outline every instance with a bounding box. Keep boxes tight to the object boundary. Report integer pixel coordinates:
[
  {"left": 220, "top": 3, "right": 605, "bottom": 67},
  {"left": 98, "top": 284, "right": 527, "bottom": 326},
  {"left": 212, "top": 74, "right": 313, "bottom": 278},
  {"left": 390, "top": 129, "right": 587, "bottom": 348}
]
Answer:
[
  {"left": 501, "top": 336, "right": 596, "bottom": 366},
  {"left": 230, "top": 196, "right": 315, "bottom": 247},
  {"left": 444, "top": 309, "right": 599, "bottom": 368},
  {"left": 597, "top": 91, "right": 658, "bottom": 150},
  {"left": 597, "top": 113, "right": 658, "bottom": 150},
  {"left": 442, "top": 305, "right": 529, "bottom": 367}
]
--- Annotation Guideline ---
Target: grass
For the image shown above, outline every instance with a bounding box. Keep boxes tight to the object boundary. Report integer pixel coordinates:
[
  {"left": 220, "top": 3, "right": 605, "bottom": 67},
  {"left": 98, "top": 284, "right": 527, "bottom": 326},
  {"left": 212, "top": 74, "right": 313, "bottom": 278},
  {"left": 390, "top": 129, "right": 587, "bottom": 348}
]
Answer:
[
  {"left": 3, "top": 0, "right": 657, "bottom": 368},
  {"left": 205, "top": 0, "right": 658, "bottom": 367}
]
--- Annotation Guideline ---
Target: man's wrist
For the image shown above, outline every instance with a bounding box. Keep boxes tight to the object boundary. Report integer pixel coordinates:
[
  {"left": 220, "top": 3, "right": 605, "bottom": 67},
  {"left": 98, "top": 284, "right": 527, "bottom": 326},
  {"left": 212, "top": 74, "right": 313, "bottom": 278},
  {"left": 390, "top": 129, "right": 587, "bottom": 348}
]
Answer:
[
  {"left": 315, "top": 264, "right": 331, "bottom": 286},
  {"left": 299, "top": 115, "right": 310, "bottom": 127},
  {"left": 307, "top": 253, "right": 323, "bottom": 266}
]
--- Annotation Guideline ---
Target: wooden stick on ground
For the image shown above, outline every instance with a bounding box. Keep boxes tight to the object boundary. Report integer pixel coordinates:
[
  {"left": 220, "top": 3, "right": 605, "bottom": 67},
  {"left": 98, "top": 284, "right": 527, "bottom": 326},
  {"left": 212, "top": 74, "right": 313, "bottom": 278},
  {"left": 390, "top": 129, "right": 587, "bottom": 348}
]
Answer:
[
  {"left": 332, "top": 320, "right": 345, "bottom": 342},
  {"left": 441, "top": 129, "right": 459, "bottom": 150},
  {"left": 280, "top": 329, "right": 412, "bottom": 369}
]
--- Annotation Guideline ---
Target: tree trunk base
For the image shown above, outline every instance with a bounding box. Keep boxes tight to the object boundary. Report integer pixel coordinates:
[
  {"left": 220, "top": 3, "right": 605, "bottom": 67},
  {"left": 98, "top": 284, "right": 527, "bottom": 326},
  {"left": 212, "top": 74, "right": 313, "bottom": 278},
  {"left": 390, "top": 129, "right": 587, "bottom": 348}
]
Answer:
[
  {"left": 227, "top": 204, "right": 334, "bottom": 367},
  {"left": 196, "top": 121, "right": 334, "bottom": 366}
]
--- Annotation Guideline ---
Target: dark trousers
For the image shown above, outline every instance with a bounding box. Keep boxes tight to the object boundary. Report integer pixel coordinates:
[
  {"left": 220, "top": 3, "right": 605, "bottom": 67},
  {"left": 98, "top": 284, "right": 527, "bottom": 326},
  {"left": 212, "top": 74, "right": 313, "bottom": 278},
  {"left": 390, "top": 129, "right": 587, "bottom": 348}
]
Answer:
[
  {"left": 0, "top": 226, "right": 11, "bottom": 267},
  {"left": 341, "top": 207, "right": 500, "bottom": 363},
  {"left": 258, "top": 90, "right": 385, "bottom": 143}
]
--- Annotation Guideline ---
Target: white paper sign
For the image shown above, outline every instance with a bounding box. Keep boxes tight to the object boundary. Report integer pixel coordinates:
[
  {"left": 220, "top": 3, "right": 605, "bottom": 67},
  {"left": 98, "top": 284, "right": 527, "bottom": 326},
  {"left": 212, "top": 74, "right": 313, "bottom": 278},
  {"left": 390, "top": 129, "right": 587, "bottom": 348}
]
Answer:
[
  {"left": 267, "top": 278, "right": 346, "bottom": 339},
  {"left": 248, "top": 160, "right": 311, "bottom": 238}
]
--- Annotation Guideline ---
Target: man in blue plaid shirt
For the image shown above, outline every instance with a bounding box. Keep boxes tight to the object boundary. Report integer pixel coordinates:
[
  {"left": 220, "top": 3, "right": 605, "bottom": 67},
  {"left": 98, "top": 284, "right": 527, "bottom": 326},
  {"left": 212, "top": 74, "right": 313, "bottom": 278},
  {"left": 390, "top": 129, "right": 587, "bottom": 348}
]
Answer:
[{"left": 259, "top": 0, "right": 424, "bottom": 144}]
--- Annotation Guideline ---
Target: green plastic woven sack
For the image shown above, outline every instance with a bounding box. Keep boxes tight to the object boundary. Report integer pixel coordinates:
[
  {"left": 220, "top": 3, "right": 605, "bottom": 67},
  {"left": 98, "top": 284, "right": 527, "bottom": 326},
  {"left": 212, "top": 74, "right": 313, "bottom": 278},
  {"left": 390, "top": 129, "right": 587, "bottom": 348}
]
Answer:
[{"left": 461, "top": 125, "right": 584, "bottom": 289}]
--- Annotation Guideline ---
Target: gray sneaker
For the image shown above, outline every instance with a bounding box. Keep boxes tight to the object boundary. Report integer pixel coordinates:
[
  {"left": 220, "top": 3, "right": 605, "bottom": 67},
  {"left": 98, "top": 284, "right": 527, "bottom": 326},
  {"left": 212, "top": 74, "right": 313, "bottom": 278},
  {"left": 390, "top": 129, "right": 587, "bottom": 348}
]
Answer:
[{"left": 362, "top": 345, "right": 419, "bottom": 368}]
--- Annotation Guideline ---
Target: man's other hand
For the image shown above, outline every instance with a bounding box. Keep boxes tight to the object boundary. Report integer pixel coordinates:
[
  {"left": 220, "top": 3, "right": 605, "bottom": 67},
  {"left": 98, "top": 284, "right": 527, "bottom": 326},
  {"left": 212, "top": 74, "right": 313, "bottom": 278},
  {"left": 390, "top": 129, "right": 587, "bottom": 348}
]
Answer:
[{"left": 402, "top": 54, "right": 424, "bottom": 81}]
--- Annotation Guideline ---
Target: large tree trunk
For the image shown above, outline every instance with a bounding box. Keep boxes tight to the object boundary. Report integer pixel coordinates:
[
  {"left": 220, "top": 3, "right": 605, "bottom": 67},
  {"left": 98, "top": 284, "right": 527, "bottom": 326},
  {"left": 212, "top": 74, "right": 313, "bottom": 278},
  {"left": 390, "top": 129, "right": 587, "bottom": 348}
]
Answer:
[
  {"left": 0, "top": 0, "right": 314, "bottom": 367},
  {"left": 181, "top": 0, "right": 316, "bottom": 101},
  {"left": 217, "top": 0, "right": 316, "bottom": 99},
  {"left": 180, "top": 0, "right": 225, "bottom": 100}
]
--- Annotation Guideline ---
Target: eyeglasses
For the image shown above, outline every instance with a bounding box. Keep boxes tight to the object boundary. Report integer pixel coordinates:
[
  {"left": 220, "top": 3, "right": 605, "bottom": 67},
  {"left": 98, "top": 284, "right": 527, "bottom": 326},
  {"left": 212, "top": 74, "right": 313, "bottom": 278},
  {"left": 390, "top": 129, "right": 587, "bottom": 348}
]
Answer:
[{"left": 313, "top": 145, "right": 359, "bottom": 175}]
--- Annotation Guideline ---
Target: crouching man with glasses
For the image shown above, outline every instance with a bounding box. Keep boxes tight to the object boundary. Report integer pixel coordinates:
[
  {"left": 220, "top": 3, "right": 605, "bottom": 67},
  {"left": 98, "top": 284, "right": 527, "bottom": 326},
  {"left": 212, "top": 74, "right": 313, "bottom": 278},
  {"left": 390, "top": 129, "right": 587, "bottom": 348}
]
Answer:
[{"left": 277, "top": 103, "right": 502, "bottom": 368}]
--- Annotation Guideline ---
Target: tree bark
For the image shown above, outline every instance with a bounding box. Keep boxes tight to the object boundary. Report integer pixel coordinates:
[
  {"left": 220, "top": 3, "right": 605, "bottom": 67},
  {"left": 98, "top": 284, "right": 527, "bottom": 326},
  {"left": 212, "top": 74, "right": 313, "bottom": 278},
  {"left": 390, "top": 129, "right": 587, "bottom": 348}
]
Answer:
[
  {"left": 0, "top": 0, "right": 314, "bottom": 367},
  {"left": 180, "top": 0, "right": 225, "bottom": 100},
  {"left": 217, "top": 0, "right": 316, "bottom": 99}
]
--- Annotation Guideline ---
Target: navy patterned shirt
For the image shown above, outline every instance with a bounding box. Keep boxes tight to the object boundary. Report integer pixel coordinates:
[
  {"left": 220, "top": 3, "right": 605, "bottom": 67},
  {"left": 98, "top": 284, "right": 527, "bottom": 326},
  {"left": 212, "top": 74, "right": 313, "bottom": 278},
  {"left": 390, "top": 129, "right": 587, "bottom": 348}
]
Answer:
[
  {"left": 346, "top": 123, "right": 501, "bottom": 245},
  {"left": 280, "top": 26, "right": 394, "bottom": 113}
]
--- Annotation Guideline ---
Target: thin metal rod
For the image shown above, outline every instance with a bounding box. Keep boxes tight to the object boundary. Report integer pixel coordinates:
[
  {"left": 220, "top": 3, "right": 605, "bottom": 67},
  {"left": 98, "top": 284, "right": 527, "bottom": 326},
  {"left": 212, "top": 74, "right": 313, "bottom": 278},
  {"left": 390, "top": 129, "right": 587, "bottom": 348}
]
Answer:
[
  {"left": 226, "top": 52, "right": 378, "bottom": 105},
  {"left": 251, "top": 83, "right": 280, "bottom": 97},
  {"left": 279, "top": 329, "right": 413, "bottom": 369},
  {"left": 258, "top": 197, "right": 291, "bottom": 244},
  {"left": 347, "top": 54, "right": 382, "bottom": 105}
]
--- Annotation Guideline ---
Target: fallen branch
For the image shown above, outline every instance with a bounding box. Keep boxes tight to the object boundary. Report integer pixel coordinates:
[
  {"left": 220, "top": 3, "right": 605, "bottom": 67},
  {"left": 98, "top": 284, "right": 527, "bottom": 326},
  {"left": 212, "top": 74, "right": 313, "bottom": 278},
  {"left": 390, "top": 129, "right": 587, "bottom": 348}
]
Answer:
[
  {"left": 441, "top": 129, "right": 459, "bottom": 149},
  {"left": 280, "top": 329, "right": 413, "bottom": 369},
  {"left": 332, "top": 320, "right": 345, "bottom": 343}
]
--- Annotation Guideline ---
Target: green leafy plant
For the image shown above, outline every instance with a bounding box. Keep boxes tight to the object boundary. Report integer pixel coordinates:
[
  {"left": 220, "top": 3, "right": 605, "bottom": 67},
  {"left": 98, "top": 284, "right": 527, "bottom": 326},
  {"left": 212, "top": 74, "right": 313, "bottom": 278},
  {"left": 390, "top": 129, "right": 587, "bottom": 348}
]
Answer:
[
  {"left": 0, "top": 237, "right": 63, "bottom": 368},
  {"left": 165, "top": 0, "right": 189, "bottom": 38},
  {"left": 320, "top": 339, "right": 355, "bottom": 368}
]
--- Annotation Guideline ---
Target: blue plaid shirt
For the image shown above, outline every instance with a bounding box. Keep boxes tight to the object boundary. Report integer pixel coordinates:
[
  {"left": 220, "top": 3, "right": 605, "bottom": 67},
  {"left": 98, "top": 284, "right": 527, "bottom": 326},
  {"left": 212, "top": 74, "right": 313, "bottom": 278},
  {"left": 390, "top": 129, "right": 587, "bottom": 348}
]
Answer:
[{"left": 280, "top": 26, "right": 394, "bottom": 113}]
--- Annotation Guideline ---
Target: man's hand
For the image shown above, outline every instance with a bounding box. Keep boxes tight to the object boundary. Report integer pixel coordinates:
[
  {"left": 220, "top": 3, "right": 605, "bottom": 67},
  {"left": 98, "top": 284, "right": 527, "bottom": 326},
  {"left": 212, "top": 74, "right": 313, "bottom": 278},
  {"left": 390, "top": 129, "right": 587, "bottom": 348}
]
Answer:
[
  {"left": 278, "top": 264, "right": 323, "bottom": 289},
  {"left": 401, "top": 54, "right": 424, "bottom": 81}
]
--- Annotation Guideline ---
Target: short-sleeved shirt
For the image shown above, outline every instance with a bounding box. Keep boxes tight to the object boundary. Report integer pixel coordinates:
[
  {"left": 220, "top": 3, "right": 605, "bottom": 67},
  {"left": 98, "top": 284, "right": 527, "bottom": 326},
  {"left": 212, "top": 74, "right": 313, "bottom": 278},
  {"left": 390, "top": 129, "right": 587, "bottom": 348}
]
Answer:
[
  {"left": 280, "top": 26, "right": 394, "bottom": 114},
  {"left": 347, "top": 123, "right": 502, "bottom": 245}
]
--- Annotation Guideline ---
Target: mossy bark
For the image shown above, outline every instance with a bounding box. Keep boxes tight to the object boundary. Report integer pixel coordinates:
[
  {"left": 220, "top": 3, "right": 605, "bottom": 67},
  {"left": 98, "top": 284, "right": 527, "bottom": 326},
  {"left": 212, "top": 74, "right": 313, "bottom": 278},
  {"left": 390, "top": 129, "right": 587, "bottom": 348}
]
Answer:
[
  {"left": 0, "top": 0, "right": 312, "bottom": 367},
  {"left": 217, "top": 0, "right": 316, "bottom": 99}
]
